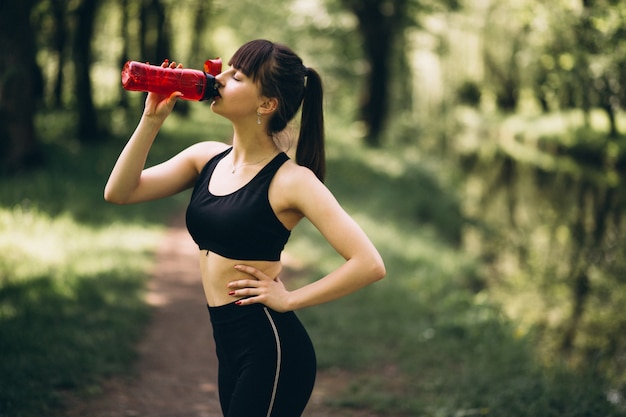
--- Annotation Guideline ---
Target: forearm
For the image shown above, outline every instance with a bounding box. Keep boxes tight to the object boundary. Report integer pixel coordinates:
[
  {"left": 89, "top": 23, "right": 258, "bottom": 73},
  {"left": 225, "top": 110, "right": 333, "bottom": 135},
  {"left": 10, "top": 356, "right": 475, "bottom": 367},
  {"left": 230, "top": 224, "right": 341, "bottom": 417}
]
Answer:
[
  {"left": 287, "top": 254, "right": 385, "bottom": 310},
  {"left": 104, "top": 116, "right": 164, "bottom": 204}
]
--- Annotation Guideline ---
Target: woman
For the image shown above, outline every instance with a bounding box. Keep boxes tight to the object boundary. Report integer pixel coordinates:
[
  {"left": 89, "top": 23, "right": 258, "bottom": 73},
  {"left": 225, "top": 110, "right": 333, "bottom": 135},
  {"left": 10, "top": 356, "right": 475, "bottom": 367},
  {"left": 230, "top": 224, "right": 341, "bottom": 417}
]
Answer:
[{"left": 105, "top": 39, "right": 385, "bottom": 417}]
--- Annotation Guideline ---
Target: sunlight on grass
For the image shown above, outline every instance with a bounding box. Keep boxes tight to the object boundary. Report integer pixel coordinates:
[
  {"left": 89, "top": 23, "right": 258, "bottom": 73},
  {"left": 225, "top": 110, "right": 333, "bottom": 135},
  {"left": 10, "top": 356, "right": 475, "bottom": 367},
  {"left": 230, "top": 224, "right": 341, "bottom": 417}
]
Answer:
[
  {"left": 0, "top": 207, "right": 163, "bottom": 283},
  {"left": 0, "top": 204, "right": 165, "bottom": 417}
]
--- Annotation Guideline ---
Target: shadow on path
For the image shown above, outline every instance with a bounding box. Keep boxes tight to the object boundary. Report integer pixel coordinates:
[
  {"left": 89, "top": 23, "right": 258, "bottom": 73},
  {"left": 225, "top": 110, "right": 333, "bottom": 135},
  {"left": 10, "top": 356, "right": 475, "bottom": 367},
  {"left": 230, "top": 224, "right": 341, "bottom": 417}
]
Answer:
[{"left": 63, "top": 213, "right": 219, "bottom": 417}]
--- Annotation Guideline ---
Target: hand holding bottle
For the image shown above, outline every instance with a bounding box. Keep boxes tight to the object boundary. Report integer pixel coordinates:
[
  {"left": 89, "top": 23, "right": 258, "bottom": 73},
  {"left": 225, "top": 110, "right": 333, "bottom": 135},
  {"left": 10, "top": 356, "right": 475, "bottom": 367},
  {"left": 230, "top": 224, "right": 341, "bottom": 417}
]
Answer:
[
  {"left": 121, "top": 57, "right": 222, "bottom": 101},
  {"left": 141, "top": 60, "right": 184, "bottom": 119}
]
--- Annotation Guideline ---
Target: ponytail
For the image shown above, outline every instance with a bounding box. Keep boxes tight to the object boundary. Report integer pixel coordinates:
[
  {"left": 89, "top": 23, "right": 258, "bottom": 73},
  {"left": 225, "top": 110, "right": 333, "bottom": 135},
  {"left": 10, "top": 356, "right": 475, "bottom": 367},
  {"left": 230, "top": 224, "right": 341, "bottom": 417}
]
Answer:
[
  {"left": 297, "top": 67, "right": 326, "bottom": 182},
  {"left": 229, "top": 40, "right": 326, "bottom": 181}
]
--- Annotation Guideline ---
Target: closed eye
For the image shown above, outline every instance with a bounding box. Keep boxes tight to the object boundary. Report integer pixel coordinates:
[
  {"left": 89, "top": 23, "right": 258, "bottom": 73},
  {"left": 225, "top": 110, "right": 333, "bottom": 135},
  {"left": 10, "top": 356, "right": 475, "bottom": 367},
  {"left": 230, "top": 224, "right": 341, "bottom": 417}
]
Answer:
[{"left": 230, "top": 68, "right": 246, "bottom": 81}]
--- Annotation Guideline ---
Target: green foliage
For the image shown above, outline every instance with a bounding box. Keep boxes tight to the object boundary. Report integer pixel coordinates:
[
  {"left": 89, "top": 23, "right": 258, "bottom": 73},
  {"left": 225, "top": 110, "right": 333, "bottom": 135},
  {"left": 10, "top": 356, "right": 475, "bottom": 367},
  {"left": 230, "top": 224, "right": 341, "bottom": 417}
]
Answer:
[
  {"left": 2, "top": 103, "right": 624, "bottom": 416},
  {"left": 0, "top": 205, "right": 159, "bottom": 416},
  {"left": 449, "top": 107, "right": 626, "bottom": 413},
  {"left": 288, "top": 122, "right": 626, "bottom": 416},
  {"left": 0, "top": 109, "right": 218, "bottom": 417},
  {"left": 457, "top": 80, "right": 482, "bottom": 107},
  {"left": 0, "top": 267, "right": 150, "bottom": 416},
  {"left": 5, "top": 0, "right": 626, "bottom": 415}
]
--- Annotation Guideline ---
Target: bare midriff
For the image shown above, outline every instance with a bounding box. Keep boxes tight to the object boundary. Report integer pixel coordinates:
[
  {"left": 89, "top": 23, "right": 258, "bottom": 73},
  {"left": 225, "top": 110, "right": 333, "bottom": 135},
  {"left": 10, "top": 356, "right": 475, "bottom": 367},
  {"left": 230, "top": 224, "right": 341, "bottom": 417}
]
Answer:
[{"left": 199, "top": 250, "right": 283, "bottom": 306}]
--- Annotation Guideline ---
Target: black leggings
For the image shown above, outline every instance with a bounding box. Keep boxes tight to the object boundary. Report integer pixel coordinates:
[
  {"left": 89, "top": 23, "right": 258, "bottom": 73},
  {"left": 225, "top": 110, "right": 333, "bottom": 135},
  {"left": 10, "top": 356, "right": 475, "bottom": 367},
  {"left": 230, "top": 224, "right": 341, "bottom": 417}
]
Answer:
[{"left": 208, "top": 302, "right": 316, "bottom": 417}]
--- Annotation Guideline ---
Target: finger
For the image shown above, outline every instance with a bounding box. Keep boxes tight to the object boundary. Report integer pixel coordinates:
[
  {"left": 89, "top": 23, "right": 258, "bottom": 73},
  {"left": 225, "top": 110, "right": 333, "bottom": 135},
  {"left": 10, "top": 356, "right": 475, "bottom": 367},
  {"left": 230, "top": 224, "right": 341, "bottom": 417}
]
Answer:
[
  {"left": 229, "top": 286, "right": 264, "bottom": 297},
  {"left": 227, "top": 279, "right": 259, "bottom": 290},
  {"left": 234, "top": 264, "right": 257, "bottom": 274},
  {"left": 234, "top": 264, "right": 270, "bottom": 280},
  {"left": 167, "top": 91, "right": 183, "bottom": 101},
  {"left": 161, "top": 59, "right": 169, "bottom": 68},
  {"left": 235, "top": 296, "right": 259, "bottom": 306}
]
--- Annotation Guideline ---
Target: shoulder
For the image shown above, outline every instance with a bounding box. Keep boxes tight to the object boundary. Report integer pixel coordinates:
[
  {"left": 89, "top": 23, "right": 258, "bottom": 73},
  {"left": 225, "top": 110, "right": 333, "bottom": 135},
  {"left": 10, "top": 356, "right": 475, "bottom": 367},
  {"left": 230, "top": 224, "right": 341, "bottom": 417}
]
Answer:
[
  {"left": 181, "top": 141, "right": 230, "bottom": 173},
  {"left": 275, "top": 158, "right": 320, "bottom": 189},
  {"left": 274, "top": 158, "right": 335, "bottom": 209}
]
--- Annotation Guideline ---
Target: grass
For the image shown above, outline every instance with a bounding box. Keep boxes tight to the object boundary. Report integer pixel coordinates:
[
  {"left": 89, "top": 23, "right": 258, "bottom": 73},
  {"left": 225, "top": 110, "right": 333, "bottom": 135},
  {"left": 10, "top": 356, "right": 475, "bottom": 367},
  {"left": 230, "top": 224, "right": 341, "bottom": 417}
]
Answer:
[
  {"left": 1, "top": 107, "right": 624, "bottom": 416},
  {"left": 0, "top": 186, "right": 162, "bottom": 416},
  {"left": 0, "top": 107, "right": 228, "bottom": 417},
  {"left": 288, "top": 127, "right": 625, "bottom": 416}
]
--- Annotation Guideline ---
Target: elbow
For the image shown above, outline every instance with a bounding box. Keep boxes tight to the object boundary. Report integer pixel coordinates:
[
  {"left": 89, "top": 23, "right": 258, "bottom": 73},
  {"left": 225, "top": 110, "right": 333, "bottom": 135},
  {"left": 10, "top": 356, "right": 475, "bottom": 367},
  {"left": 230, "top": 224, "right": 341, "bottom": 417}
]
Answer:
[
  {"left": 103, "top": 194, "right": 123, "bottom": 205},
  {"left": 369, "top": 255, "right": 386, "bottom": 283},
  {"left": 374, "top": 261, "right": 386, "bottom": 282},
  {"left": 103, "top": 186, "right": 129, "bottom": 205},
  {"left": 353, "top": 250, "right": 386, "bottom": 284}
]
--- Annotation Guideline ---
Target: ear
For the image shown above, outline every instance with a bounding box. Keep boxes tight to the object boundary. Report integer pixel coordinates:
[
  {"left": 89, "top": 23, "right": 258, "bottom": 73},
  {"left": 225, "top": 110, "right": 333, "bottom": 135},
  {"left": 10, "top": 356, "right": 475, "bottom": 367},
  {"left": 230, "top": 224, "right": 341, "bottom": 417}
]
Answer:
[{"left": 258, "top": 97, "right": 278, "bottom": 115}]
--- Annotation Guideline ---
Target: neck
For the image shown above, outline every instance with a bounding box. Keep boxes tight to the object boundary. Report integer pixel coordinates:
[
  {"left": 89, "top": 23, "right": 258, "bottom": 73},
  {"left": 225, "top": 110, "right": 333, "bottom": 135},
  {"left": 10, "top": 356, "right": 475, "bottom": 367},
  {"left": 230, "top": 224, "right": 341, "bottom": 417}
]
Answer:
[{"left": 230, "top": 129, "right": 279, "bottom": 166}]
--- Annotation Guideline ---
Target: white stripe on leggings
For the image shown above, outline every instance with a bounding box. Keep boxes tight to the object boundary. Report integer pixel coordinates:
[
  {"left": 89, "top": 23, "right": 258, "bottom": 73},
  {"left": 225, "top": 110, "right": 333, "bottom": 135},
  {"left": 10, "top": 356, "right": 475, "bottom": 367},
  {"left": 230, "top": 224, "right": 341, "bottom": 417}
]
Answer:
[{"left": 263, "top": 307, "right": 281, "bottom": 417}]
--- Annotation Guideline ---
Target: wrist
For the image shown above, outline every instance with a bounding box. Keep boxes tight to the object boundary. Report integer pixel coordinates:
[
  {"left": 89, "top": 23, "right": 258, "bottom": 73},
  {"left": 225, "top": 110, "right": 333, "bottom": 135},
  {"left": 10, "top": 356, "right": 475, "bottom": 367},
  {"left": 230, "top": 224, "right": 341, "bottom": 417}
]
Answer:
[
  {"left": 284, "top": 290, "right": 300, "bottom": 311},
  {"left": 137, "top": 115, "right": 167, "bottom": 136},
  {"left": 140, "top": 113, "right": 167, "bottom": 126}
]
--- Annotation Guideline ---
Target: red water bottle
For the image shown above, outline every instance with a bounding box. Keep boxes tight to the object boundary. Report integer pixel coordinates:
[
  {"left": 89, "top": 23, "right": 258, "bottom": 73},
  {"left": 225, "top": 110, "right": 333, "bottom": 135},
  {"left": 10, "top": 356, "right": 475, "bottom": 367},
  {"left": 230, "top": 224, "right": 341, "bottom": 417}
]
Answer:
[{"left": 121, "top": 58, "right": 222, "bottom": 101}]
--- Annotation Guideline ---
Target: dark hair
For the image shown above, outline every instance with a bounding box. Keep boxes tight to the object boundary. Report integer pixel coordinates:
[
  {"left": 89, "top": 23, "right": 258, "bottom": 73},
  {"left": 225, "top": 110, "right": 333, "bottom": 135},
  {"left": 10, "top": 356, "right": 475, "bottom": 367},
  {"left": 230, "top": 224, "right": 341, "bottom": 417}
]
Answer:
[{"left": 229, "top": 39, "right": 326, "bottom": 182}]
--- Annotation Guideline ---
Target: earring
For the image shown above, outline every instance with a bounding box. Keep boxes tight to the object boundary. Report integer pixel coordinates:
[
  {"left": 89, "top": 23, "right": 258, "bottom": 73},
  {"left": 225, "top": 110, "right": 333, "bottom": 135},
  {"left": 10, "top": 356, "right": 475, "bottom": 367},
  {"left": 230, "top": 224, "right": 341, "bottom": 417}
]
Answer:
[{"left": 256, "top": 111, "right": 262, "bottom": 125}]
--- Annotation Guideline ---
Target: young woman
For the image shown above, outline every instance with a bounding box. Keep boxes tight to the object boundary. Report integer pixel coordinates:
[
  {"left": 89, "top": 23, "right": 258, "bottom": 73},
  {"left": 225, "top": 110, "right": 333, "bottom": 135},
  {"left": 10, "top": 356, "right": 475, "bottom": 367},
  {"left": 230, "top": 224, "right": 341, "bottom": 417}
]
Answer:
[{"left": 105, "top": 39, "right": 385, "bottom": 417}]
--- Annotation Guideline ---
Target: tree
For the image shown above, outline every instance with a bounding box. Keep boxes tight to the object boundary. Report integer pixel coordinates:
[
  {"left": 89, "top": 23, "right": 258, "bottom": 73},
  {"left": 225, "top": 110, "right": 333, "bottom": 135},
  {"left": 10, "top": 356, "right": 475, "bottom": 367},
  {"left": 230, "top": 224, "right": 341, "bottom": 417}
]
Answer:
[
  {"left": 118, "top": 0, "right": 131, "bottom": 108},
  {"left": 140, "top": 0, "right": 171, "bottom": 63},
  {"left": 338, "top": 0, "right": 408, "bottom": 146},
  {"left": 531, "top": 0, "right": 626, "bottom": 136},
  {"left": 0, "top": 0, "right": 42, "bottom": 173},
  {"left": 336, "top": 0, "right": 460, "bottom": 146},
  {"left": 45, "top": 0, "right": 70, "bottom": 108},
  {"left": 73, "top": 0, "right": 102, "bottom": 141}
]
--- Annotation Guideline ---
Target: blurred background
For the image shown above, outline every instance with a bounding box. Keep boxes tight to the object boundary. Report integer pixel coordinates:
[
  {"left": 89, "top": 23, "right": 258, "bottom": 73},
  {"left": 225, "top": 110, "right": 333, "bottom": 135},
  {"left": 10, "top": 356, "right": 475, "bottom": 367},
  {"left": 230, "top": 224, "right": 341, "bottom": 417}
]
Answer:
[{"left": 1, "top": 0, "right": 625, "bottom": 416}]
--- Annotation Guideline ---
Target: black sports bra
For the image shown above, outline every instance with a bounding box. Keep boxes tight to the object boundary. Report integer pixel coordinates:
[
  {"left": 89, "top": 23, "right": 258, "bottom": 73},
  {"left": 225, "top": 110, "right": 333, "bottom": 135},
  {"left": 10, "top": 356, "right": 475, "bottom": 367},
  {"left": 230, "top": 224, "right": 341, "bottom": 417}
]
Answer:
[{"left": 185, "top": 147, "right": 291, "bottom": 261}]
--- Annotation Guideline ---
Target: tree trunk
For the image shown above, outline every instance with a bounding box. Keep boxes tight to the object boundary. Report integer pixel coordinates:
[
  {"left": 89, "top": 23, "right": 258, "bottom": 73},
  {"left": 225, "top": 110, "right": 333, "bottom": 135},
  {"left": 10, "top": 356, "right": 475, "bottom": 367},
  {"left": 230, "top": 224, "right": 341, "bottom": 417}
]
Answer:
[
  {"left": 73, "top": 0, "right": 102, "bottom": 141},
  {"left": 561, "top": 270, "right": 590, "bottom": 354},
  {"left": 342, "top": 0, "right": 407, "bottom": 147},
  {"left": 139, "top": 0, "right": 184, "bottom": 113},
  {"left": 118, "top": 0, "right": 130, "bottom": 108},
  {"left": 189, "top": 1, "right": 211, "bottom": 63},
  {"left": 140, "top": 0, "right": 171, "bottom": 63},
  {"left": 560, "top": 184, "right": 614, "bottom": 355},
  {"left": 0, "top": 0, "right": 41, "bottom": 173},
  {"left": 360, "top": 24, "right": 392, "bottom": 146},
  {"left": 51, "top": 0, "right": 69, "bottom": 108}
]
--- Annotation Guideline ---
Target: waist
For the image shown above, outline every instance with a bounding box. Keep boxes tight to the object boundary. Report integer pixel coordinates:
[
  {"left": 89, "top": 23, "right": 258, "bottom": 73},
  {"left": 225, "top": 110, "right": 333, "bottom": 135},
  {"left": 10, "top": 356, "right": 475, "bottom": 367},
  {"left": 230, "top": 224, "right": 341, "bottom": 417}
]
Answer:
[
  {"left": 207, "top": 300, "right": 299, "bottom": 332},
  {"left": 199, "top": 250, "right": 282, "bottom": 307},
  {"left": 207, "top": 300, "right": 266, "bottom": 324}
]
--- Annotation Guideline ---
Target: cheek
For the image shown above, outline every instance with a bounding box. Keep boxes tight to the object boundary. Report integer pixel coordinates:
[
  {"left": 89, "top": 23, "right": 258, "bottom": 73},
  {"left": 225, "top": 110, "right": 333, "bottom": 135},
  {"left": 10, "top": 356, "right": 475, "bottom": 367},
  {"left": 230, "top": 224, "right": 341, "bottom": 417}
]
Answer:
[{"left": 229, "top": 85, "right": 260, "bottom": 108}]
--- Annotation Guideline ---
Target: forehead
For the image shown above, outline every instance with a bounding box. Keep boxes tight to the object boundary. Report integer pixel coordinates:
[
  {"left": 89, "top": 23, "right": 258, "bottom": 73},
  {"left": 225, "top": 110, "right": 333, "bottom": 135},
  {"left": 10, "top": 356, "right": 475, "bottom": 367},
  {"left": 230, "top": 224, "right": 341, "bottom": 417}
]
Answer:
[{"left": 228, "top": 44, "right": 272, "bottom": 80}]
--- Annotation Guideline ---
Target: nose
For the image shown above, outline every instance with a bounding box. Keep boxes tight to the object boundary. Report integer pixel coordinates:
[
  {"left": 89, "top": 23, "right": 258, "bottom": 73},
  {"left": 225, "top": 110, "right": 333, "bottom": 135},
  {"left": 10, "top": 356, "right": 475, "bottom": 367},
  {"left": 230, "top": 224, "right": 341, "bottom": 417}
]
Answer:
[{"left": 215, "top": 72, "right": 226, "bottom": 87}]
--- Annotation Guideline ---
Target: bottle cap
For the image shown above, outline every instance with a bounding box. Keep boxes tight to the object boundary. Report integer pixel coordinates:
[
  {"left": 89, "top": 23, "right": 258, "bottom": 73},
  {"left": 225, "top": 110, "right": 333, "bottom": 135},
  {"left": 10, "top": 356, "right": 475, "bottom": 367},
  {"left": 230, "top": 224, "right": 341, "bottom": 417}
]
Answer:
[{"left": 204, "top": 58, "right": 222, "bottom": 76}]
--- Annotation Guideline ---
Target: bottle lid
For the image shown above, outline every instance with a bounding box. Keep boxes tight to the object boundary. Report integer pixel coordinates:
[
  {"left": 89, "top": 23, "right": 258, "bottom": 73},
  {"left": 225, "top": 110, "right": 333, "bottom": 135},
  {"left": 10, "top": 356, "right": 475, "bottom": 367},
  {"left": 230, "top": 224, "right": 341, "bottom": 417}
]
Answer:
[{"left": 204, "top": 58, "right": 222, "bottom": 76}]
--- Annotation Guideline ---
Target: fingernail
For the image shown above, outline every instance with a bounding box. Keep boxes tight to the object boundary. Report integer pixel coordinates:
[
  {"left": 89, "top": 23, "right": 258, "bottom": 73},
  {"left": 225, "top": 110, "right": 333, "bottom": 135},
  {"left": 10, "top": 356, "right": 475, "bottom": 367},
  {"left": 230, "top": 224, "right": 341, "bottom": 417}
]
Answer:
[
  {"left": 235, "top": 301, "right": 242, "bottom": 305},
  {"left": 228, "top": 291, "right": 235, "bottom": 296}
]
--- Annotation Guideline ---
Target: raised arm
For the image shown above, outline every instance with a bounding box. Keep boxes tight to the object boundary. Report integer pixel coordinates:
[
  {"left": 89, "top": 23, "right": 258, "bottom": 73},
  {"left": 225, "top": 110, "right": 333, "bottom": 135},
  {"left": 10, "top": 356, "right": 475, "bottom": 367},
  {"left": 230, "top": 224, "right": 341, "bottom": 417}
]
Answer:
[{"left": 104, "top": 88, "right": 226, "bottom": 205}]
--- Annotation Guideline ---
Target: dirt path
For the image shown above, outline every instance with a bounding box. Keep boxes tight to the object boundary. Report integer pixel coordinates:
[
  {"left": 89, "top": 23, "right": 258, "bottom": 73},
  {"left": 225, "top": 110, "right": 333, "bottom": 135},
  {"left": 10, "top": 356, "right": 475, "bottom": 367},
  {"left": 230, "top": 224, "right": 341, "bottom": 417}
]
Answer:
[{"left": 61, "top": 214, "right": 379, "bottom": 417}]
